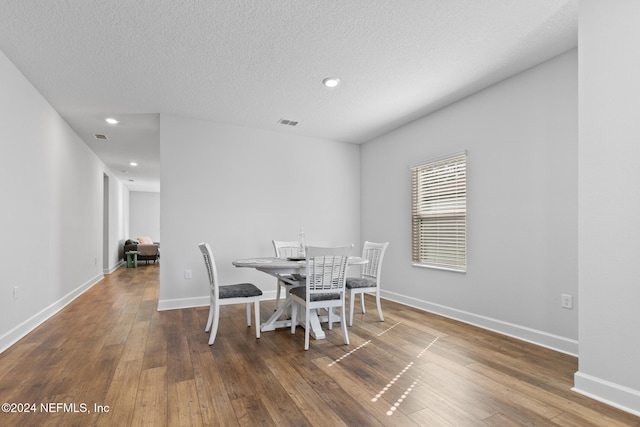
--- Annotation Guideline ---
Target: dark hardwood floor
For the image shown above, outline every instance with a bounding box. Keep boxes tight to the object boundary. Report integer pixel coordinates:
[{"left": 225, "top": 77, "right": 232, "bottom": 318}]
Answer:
[{"left": 0, "top": 263, "right": 638, "bottom": 426}]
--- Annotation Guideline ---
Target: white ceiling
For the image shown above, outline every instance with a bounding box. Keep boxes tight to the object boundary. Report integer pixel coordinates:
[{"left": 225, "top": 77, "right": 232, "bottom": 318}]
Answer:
[{"left": 0, "top": 1, "right": 577, "bottom": 192}]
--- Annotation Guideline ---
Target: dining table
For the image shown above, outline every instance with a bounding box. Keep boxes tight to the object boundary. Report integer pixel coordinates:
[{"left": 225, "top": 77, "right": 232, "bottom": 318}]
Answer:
[{"left": 232, "top": 256, "right": 367, "bottom": 340}]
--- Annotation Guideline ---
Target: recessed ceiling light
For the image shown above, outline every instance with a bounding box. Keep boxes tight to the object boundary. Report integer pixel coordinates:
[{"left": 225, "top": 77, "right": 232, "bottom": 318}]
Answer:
[
  {"left": 129, "top": 162, "right": 138, "bottom": 167},
  {"left": 105, "top": 118, "right": 119, "bottom": 124},
  {"left": 322, "top": 77, "right": 340, "bottom": 88}
]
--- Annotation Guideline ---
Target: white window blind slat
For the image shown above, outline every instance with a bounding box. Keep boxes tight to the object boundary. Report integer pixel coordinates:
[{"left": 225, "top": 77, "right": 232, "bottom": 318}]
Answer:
[{"left": 411, "top": 152, "right": 467, "bottom": 272}]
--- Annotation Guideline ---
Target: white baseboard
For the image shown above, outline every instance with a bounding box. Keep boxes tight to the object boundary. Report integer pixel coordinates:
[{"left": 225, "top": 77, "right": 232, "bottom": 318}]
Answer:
[
  {"left": 103, "top": 260, "right": 125, "bottom": 275},
  {"left": 380, "top": 289, "right": 579, "bottom": 356},
  {"left": 157, "top": 296, "right": 210, "bottom": 311},
  {"left": 573, "top": 372, "right": 640, "bottom": 417},
  {"left": 0, "top": 273, "right": 104, "bottom": 354},
  {"left": 157, "top": 289, "right": 277, "bottom": 311}
]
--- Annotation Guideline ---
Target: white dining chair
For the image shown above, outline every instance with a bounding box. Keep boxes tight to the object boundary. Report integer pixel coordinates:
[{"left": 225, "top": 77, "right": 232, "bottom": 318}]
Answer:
[
  {"left": 346, "top": 241, "right": 389, "bottom": 326},
  {"left": 272, "top": 240, "right": 302, "bottom": 310},
  {"left": 290, "top": 245, "right": 352, "bottom": 350},
  {"left": 198, "top": 242, "right": 262, "bottom": 346}
]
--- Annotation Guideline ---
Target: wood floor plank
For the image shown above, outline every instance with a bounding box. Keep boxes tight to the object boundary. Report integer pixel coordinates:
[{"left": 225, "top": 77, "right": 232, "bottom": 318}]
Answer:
[
  {"left": 167, "top": 380, "right": 203, "bottom": 427},
  {"left": 191, "top": 350, "right": 240, "bottom": 427},
  {"left": 287, "top": 354, "right": 387, "bottom": 426},
  {"left": 97, "top": 358, "right": 143, "bottom": 426},
  {"left": 239, "top": 346, "right": 318, "bottom": 426},
  {"left": 221, "top": 350, "right": 288, "bottom": 425},
  {"left": 131, "top": 366, "right": 167, "bottom": 427},
  {"left": 418, "top": 348, "right": 566, "bottom": 422},
  {"left": 121, "top": 320, "right": 151, "bottom": 363},
  {"left": 264, "top": 356, "right": 350, "bottom": 427},
  {"left": 71, "top": 343, "right": 124, "bottom": 408},
  {"left": 0, "top": 263, "right": 638, "bottom": 426},
  {"left": 470, "top": 362, "right": 640, "bottom": 426},
  {"left": 229, "top": 395, "right": 276, "bottom": 427},
  {"left": 163, "top": 311, "right": 195, "bottom": 385},
  {"left": 313, "top": 355, "right": 417, "bottom": 426},
  {"left": 141, "top": 312, "right": 168, "bottom": 371},
  {"left": 409, "top": 399, "right": 482, "bottom": 427}
]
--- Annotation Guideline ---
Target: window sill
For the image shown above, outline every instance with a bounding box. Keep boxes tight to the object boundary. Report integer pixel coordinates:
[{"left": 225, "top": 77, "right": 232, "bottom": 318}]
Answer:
[{"left": 412, "top": 263, "right": 466, "bottom": 274}]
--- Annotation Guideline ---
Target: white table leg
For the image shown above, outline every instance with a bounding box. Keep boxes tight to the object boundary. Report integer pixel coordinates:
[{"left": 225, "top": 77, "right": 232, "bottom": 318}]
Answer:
[
  {"left": 261, "top": 297, "right": 293, "bottom": 331},
  {"left": 263, "top": 298, "right": 326, "bottom": 340}
]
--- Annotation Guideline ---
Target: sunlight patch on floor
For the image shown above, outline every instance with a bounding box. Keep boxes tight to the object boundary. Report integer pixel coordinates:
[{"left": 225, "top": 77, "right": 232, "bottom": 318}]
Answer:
[
  {"left": 327, "top": 340, "right": 371, "bottom": 367},
  {"left": 386, "top": 378, "right": 420, "bottom": 416},
  {"left": 371, "top": 336, "right": 440, "bottom": 416},
  {"left": 417, "top": 336, "right": 439, "bottom": 358},
  {"left": 377, "top": 322, "right": 401, "bottom": 336},
  {"left": 371, "top": 361, "right": 414, "bottom": 403}
]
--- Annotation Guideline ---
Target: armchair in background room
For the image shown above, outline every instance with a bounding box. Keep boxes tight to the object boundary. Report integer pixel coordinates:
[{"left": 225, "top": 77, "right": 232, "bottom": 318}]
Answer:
[{"left": 123, "top": 236, "right": 159, "bottom": 264}]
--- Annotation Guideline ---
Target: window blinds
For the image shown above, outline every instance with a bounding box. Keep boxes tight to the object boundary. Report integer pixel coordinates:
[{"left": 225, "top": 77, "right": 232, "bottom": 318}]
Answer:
[{"left": 411, "top": 152, "right": 467, "bottom": 272}]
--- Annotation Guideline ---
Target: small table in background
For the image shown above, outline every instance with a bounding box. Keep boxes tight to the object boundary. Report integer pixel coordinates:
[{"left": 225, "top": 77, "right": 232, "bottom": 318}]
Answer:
[{"left": 126, "top": 251, "right": 141, "bottom": 268}]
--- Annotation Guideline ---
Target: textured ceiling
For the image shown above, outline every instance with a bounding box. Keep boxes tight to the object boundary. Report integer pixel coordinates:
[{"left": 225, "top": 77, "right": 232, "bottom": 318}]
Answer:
[{"left": 0, "top": 1, "right": 578, "bottom": 191}]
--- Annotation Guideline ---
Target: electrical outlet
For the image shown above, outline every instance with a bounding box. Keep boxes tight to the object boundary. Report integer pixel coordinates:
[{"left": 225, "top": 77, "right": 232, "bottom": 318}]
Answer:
[
  {"left": 184, "top": 269, "right": 192, "bottom": 279},
  {"left": 561, "top": 294, "right": 573, "bottom": 309}
]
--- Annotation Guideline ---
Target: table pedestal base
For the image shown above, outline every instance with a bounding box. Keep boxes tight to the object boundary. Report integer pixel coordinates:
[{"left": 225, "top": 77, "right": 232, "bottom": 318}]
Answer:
[{"left": 261, "top": 297, "right": 327, "bottom": 340}]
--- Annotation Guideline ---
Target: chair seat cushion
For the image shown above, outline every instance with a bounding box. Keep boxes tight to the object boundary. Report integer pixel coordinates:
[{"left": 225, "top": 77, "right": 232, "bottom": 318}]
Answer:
[
  {"left": 289, "top": 286, "right": 340, "bottom": 302},
  {"left": 219, "top": 283, "right": 262, "bottom": 299},
  {"left": 346, "top": 277, "right": 376, "bottom": 289}
]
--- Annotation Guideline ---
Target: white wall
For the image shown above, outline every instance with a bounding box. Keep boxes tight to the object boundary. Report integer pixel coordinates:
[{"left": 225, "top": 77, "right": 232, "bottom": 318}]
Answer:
[
  {"left": 158, "top": 115, "right": 360, "bottom": 309},
  {"left": 575, "top": 0, "right": 640, "bottom": 415},
  {"left": 0, "top": 50, "right": 128, "bottom": 352},
  {"left": 129, "top": 191, "right": 160, "bottom": 243},
  {"left": 361, "top": 50, "right": 578, "bottom": 354},
  {"left": 104, "top": 174, "right": 129, "bottom": 273},
  {"left": 112, "top": 181, "right": 129, "bottom": 269}
]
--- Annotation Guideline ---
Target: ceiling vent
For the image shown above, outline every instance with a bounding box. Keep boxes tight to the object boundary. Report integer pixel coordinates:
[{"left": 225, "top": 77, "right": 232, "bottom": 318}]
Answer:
[
  {"left": 93, "top": 133, "right": 108, "bottom": 140},
  {"left": 278, "top": 118, "right": 299, "bottom": 127}
]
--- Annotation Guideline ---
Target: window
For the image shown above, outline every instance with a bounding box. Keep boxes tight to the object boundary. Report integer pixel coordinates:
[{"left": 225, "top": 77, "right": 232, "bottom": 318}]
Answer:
[{"left": 411, "top": 151, "right": 467, "bottom": 272}]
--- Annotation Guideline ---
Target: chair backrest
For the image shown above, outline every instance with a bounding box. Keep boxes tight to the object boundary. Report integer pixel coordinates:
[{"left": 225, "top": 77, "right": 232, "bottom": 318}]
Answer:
[
  {"left": 306, "top": 245, "right": 352, "bottom": 295},
  {"left": 361, "top": 241, "right": 389, "bottom": 281},
  {"left": 198, "top": 242, "right": 219, "bottom": 299},
  {"left": 273, "top": 240, "right": 300, "bottom": 258}
]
